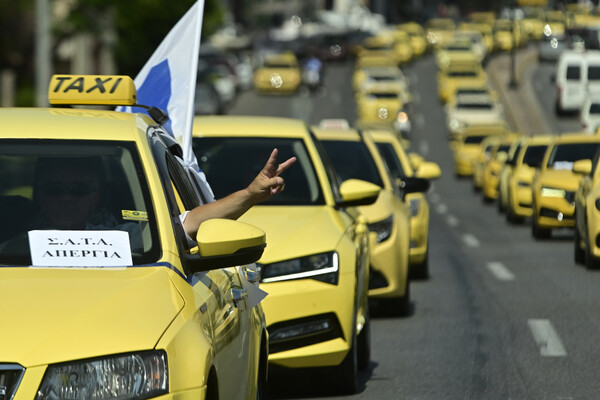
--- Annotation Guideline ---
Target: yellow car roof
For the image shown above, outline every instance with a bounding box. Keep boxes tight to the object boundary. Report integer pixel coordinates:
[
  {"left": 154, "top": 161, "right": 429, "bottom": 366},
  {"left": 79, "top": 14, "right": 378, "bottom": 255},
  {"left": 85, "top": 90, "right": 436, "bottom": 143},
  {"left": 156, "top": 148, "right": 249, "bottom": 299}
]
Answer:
[
  {"left": 0, "top": 107, "right": 148, "bottom": 142},
  {"left": 192, "top": 115, "right": 309, "bottom": 139}
]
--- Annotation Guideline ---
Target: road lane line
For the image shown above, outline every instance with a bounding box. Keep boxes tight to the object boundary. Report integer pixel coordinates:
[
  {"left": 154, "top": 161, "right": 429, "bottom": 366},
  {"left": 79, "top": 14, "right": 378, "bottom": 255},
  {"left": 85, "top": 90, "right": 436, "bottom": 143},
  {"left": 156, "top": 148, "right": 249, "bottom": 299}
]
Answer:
[
  {"left": 527, "top": 319, "right": 567, "bottom": 357},
  {"left": 463, "top": 234, "right": 480, "bottom": 248},
  {"left": 436, "top": 203, "right": 448, "bottom": 214},
  {"left": 486, "top": 262, "right": 515, "bottom": 281},
  {"left": 446, "top": 215, "right": 459, "bottom": 227},
  {"left": 419, "top": 140, "right": 429, "bottom": 156}
]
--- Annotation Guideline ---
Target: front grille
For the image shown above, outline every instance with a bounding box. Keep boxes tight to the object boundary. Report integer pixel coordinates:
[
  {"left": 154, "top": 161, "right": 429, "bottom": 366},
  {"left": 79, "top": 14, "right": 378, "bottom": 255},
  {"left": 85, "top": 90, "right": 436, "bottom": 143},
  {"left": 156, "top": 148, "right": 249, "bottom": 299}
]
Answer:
[{"left": 0, "top": 364, "right": 25, "bottom": 400}]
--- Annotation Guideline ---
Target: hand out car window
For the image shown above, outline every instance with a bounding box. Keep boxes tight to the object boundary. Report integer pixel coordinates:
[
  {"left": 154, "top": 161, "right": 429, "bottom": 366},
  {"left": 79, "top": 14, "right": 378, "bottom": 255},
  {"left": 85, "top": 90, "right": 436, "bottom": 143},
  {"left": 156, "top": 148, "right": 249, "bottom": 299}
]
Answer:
[{"left": 0, "top": 140, "right": 159, "bottom": 266}]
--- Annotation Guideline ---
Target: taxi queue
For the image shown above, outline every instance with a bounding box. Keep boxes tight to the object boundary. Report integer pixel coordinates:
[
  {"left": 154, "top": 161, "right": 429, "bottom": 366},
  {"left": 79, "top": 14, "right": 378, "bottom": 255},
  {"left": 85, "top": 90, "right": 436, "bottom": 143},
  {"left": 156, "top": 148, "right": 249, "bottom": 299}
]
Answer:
[{"left": 4, "top": 4, "right": 600, "bottom": 400}]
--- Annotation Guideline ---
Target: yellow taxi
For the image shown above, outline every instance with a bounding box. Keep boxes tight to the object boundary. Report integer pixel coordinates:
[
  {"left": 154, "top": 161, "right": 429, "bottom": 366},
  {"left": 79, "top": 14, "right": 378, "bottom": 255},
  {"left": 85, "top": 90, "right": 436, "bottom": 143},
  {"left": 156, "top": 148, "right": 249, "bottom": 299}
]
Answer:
[
  {"left": 253, "top": 52, "right": 302, "bottom": 94},
  {"left": 531, "top": 133, "right": 600, "bottom": 239},
  {"left": 437, "top": 60, "right": 488, "bottom": 103},
  {"left": 574, "top": 150, "right": 600, "bottom": 269},
  {"left": 451, "top": 123, "right": 509, "bottom": 177},
  {"left": 356, "top": 83, "right": 411, "bottom": 133},
  {"left": 0, "top": 75, "right": 269, "bottom": 400},
  {"left": 356, "top": 35, "right": 402, "bottom": 66},
  {"left": 312, "top": 124, "right": 430, "bottom": 310},
  {"left": 460, "top": 22, "right": 495, "bottom": 54},
  {"left": 192, "top": 116, "right": 379, "bottom": 394},
  {"left": 397, "top": 22, "right": 428, "bottom": 58},
  {"left": 472, "top": 134, "right": 504, "bottom": 192},
  {"left": 521, "top": 8, "right": 545, "bottom": 41},
  {"left": 505, "top": 135, "right": 554, "bottom": 223},
  {"left": 481, "top": 134, "right": 521, "bottom": 202},
  {"left": 497, "top": 134, "right": 525, "bottom": 213},
  {"left": 435, "top": 38, "right": 480, "bottom": 70},
  {"left": 367, "top": 129, "right": 441, "bottom": 279},
  {"left": 492, "top": 19, "right": 518, "bottom": 51},
  {"left": 544, "top": 10, "right": 566, "bottom": 38},
  {"left": 353, "top": 66, "right": 410, "bottom": 103},
  {"left": 425, "top": 18, "right": 456, "bottom": 50}
]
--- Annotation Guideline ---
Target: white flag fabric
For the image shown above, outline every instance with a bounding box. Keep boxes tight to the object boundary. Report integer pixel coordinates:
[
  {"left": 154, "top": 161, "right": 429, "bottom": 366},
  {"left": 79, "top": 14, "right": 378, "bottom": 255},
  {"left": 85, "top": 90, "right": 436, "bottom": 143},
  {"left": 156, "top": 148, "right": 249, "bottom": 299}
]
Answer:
[{"left": 119, "top": 0, "right": 215, "bottom": 203}]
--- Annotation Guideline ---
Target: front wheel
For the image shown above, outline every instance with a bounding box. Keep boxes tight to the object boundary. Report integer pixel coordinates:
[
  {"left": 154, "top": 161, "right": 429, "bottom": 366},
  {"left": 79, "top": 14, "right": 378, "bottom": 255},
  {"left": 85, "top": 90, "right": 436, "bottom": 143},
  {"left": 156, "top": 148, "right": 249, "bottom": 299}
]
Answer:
[
  {"left": 357, "top": 307, "right": 371, "bottom": 370},
  {"left": 532, "top": 215, "right": 551, "bottom": 239},
  {"left": 574, "top": 225, "right": 585, "bottom": 265},
  {"left": 331, "top": 331, "right": 358, "bottom": 395}
]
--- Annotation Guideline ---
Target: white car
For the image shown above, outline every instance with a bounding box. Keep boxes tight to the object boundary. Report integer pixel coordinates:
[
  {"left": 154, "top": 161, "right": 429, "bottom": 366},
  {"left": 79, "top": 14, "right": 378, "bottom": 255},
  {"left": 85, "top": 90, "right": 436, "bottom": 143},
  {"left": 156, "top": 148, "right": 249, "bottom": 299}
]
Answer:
[
  {"left": 446, "top": 93, "right": 505, "bottom": 135},
  {"left": 580, "top": 93, "right": 600, "bottom": 133}
]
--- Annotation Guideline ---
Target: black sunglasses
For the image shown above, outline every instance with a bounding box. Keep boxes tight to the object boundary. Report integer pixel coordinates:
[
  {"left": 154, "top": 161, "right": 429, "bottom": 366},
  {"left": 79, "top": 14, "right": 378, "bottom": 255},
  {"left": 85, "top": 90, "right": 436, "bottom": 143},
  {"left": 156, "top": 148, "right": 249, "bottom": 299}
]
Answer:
[{"left": 41, "top": 182, "right": 98, "bottom": 197}]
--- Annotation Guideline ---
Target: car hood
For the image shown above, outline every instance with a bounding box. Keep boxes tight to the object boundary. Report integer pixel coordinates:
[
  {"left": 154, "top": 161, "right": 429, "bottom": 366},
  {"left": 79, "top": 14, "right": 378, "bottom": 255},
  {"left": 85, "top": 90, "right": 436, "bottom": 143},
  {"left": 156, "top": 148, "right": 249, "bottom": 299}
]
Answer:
[
  {"left": 539, "top": 168, "right": 582, "bottom": 191},
  {"left": 240, "top": 206, "right": 347, "bottom": 264},
  {"left": 0, "top": 266, "right": 184, "bottom": 367}
]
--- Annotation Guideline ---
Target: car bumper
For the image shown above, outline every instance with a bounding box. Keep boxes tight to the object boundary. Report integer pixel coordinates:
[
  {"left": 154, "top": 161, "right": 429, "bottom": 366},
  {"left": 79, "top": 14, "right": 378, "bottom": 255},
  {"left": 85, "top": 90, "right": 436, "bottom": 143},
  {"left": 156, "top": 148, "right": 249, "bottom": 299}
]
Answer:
[
  {"left": 368, "top": 226, "right": 409, "bottom": 299},
  {"left": 260, "top": 274, "right": 356, "bottom": 368},
  {"left": 535, "top": 197, "right": 575, "bottom": 228}
]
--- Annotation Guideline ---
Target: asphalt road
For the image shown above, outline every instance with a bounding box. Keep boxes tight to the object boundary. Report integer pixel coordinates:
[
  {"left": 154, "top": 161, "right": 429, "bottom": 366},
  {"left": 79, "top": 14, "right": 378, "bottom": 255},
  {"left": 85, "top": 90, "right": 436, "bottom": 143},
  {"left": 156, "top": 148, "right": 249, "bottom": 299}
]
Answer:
[{"left": 227, "top": 51, "right": 600, "bottom": 400}]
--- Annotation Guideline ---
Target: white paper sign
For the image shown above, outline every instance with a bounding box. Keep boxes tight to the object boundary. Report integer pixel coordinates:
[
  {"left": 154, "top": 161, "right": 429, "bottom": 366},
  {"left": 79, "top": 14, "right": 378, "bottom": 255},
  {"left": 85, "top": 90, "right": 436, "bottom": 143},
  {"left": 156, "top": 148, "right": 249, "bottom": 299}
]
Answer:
[{"left": 28, "top": 230, "right": 133, "bottom": 268}]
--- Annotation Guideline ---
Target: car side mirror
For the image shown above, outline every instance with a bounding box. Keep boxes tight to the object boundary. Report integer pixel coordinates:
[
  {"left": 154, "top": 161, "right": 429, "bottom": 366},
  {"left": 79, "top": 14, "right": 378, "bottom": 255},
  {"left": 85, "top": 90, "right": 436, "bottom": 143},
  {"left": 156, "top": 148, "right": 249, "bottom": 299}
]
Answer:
[
  {"left": 573, "top": 159, "right": 592, "bottom": 175},
  {"left": 337, "top": 179, "right": 381, "bottom": 207},
  {"left": 416, "top": 161, "right": 442, "bottom": 180},
  {"left": 184, "top": 219, "right": 266, "bottom": 273}
]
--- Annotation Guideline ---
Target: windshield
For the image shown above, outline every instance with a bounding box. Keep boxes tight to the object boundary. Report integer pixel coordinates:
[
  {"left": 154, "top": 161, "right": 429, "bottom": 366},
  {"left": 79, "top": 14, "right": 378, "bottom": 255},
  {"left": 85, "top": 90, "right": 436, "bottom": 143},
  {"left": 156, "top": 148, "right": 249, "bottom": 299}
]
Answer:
[
  {"left": 376, "top": 142, "right": 407, "bottom": 179},
  {"left": 0, "top": 140, "right": 159, "bottom": 266},
  {"left": 547, "top": 142, "right": 600, "bottom": 169},
  {"left": 464, "top": 134, "right": 489, "bottom": 144},
  {"left": 522, "top": 144, "right": 548, "bottom": 166},
  {"left": 320, "top": 140, "right": 384, "bottom": 187},
  {"left": 193, "top": 137, "right": 324, "bottom": 206}
]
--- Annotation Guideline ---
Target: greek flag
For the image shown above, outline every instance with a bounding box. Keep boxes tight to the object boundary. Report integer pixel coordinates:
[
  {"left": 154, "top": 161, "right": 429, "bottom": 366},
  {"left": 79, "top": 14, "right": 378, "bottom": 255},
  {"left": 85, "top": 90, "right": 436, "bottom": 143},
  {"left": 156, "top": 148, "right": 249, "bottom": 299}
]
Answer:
[{"left": 119, "top": 0, "right": 215, "bottom": 202}]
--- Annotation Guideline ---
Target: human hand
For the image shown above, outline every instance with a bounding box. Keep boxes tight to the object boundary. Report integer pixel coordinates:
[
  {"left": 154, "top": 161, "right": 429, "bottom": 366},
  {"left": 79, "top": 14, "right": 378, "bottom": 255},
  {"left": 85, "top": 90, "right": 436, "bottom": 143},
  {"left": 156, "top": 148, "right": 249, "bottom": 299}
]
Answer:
[{"left": 247, "top": 148, "right": 296, "bottom": 204}]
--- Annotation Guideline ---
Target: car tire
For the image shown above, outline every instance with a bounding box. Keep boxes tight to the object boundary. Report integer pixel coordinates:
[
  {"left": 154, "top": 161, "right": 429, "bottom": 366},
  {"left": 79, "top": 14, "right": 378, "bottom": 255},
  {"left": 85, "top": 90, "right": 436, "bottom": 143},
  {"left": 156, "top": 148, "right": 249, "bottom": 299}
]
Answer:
[
  {"left": 410, "top": 251, "right": 430, "bottom": 280},
  {"left": 332, "top": 330, "right": 359, "bottom": 395},
  {"left": 506, "top": 207, "right": 522, "bottom": 224},
  {"left": 357, "top": 307, "right": 371, "bottom": 370},
  {"left": 386, "top": 278, "right": 411, "bottom": 317},
  {"left": 574, "top": 225, "right": 585, "bottom": 265},
  {"left": 584, "top": 230, "right": 600, "bottom": 270},
  {"left": 532, "top": 215, "right": 551, "bottom": 239}
]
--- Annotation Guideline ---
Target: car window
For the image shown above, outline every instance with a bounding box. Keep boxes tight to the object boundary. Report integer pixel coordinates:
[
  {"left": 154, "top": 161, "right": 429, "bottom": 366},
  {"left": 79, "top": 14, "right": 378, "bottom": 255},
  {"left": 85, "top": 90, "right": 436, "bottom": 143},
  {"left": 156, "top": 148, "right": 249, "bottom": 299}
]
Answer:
[
  {"left": 376, "top": 142, "right": 407, "bottom": 179},
  {"left": 566, "top": 65, "right": 581, "bottom": 80},
  {"left": 547, "top": 142, "right": 600, "bottom": 169},
  {"left": 320, "top": 140, "right": 384, "bottom": 187},
  {"left": 588, "top": 66, "right": 600, "bottom": 81},
  {"left": 464, "top": 134, "right": 488, "bottom": 144},
  {"left": 522, "top": 144, "right": 548, "bottom": 166},
  {"left": 193, "top": 136, "right": 324, "bottom": 206},
  {"left": 0, "top": 140, "right": 159, "bottom": 266}
]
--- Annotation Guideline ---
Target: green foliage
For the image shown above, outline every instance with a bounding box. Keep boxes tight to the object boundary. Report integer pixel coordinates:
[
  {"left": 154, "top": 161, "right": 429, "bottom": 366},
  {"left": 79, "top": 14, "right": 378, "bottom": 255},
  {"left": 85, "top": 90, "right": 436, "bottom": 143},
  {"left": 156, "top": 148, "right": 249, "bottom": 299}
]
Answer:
[{"left": 60, "top": 0, "right": 225, "bottom": 76}]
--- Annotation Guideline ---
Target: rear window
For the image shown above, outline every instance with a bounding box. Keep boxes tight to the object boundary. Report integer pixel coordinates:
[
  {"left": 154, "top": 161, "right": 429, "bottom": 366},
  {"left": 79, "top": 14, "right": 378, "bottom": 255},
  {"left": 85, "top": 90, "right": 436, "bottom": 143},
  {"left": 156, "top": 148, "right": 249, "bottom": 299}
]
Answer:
[
  {"left": 566, "top": 65, "right": 581, "bottom": 80},
  {"left": 589, "top": 66, "right": 600, "bottom": 81}
]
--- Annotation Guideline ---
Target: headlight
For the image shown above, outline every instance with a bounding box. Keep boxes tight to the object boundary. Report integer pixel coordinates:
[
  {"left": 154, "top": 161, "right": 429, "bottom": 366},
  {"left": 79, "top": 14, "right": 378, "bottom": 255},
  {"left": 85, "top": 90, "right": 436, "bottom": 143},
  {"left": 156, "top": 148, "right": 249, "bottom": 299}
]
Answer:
[
  {"left": 368, "top": 215, "right": 394, "bottom": 243},
  {"left": 448, "top": 118, "right": 463, "bottom": 132},
  {"left": 541, "top": 186, "right": 566, "bottom": 198},
  {"left": 260, "top": 252, "right": 339, "bottom": 284},
  {"left": 36, "top": 351, "right": 168, "bottom": 400},
  {"left": 408, "top": 198, "right": 421, "bottom": 217},
  {"left": 544, "top": 24, "right": 552, "bottom": 36}
]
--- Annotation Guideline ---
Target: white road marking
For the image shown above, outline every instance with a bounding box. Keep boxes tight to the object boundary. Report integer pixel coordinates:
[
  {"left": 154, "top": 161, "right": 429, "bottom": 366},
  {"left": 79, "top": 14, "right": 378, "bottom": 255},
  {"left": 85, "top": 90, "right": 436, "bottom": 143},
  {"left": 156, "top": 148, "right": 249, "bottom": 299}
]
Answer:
[
  {"left": 486, "top": 261, "right": 515, "bottom": 281},
  {"left": 436, "top": 203, "right": 448, "bottom": 214},
  {"left": 419, "top": 140, "right": 429, "bottom": 156},
  {"left": 446, "top": 215, "right": 459, "bottom": 227},
  {"left": 415, "top": 113, "right": 425, "bottom": 129},
  {"left": 528, "top": 319, "right": 567, "bottom": 357},
  {"left": 463, "top": 234, "right": 480, "bottom": 248}
]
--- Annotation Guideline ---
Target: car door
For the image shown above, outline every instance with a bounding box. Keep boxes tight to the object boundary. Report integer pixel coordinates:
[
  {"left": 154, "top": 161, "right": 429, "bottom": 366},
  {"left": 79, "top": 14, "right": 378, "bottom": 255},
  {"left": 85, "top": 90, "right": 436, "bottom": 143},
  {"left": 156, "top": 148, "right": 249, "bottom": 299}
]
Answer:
[{"left": 154, "top": 133, "right": 252, "bottom": 399}]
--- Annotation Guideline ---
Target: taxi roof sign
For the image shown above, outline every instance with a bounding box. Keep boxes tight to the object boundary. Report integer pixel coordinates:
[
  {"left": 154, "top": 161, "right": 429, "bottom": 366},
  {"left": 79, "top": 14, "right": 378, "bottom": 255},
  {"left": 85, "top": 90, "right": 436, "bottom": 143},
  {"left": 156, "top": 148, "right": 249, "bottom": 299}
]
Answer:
[{"left": 48, "top": 75, "right": 137, "bottom": 106}]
